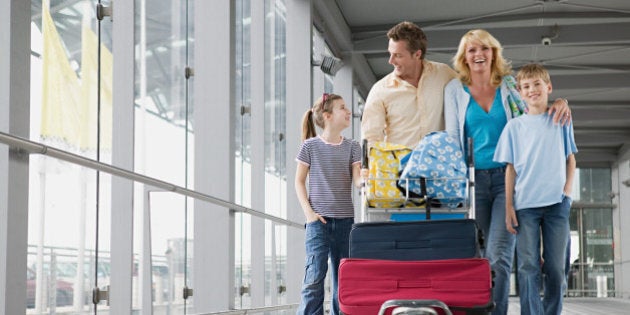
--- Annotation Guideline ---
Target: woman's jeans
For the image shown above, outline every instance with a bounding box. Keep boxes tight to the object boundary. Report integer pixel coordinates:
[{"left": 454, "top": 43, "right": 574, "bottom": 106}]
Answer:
[
  {"left": 297, "top": 217, "right": 353, "bottom": 315},
  {"left": 475, "top": 167, "right": 516, "bottom": 315},
  {"left": 516, "top": 196, "right": 571, "bottom": 315}
]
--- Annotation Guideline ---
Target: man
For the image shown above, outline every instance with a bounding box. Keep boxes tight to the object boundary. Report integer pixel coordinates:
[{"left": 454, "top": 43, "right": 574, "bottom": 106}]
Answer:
[{"left": 361, "top": 21, "right": 456, "bottom": 148}]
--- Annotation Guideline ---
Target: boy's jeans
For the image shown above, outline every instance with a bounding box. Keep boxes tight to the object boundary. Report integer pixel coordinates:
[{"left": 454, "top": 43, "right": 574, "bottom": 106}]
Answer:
[
  {"left": 475, "top": 167, "right": 516, "bottom": 315},
  {"left": 516, "top": 196, "right": 571, "bottom": 315},
  {"left": 297, "top": 217, "right": 353, "bottom": 315}
]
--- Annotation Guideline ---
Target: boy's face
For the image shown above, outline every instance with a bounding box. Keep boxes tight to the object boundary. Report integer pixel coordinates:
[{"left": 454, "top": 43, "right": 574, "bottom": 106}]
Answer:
[{"left": 518, "top": 76, "right": 552, "bottom": 109}]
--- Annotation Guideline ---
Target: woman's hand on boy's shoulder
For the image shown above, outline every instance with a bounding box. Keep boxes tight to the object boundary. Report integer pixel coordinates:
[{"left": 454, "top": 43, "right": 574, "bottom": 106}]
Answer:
[{"left": 549, "top": 98, "right": 571, "bottom": 125}]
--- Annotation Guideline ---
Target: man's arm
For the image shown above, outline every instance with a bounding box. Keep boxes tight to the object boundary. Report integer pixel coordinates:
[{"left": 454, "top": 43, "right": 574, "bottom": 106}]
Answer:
[
  {"left": 505, "top": 164, "right": 518, "bottom": 235},
  {"left": 361, "top": 92, "right": 386, "bottom": 146}
]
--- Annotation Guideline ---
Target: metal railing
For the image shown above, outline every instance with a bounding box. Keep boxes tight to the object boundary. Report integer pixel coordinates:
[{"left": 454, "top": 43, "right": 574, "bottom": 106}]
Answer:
[
  {"left": 2, "top": 131, "right": 306, "bottom": 314},
  {"left": 0, "top": 131, "right": 303, "bottom": 230},
  {"left": 191, "top": 304, "right": 299, "bottom": 315}
]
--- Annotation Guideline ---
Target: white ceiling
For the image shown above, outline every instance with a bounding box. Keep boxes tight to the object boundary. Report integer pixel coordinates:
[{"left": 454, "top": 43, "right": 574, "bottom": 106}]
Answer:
[{"left": 315, "top": 0, "right": 630, "bottom": 168}]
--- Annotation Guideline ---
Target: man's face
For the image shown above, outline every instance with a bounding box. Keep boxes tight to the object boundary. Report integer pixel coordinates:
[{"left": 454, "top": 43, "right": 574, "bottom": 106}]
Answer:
[{"left": 388, "top": 39, "right": 422, "bottom": 80}]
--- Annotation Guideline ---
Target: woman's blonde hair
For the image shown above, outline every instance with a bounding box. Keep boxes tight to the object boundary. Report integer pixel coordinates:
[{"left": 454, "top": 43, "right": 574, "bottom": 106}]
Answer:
[
  {"left": 452, "top": 29, "right": 512, "bottom": 87},
  {"left": 301, "top": 93, "right": 342, "bottom": 141}
]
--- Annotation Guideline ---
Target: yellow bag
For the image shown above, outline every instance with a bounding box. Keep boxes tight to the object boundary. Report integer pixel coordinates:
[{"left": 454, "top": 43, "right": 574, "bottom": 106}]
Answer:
[{"left": 367, "top": 142, "right": 412, "bottom": 208}]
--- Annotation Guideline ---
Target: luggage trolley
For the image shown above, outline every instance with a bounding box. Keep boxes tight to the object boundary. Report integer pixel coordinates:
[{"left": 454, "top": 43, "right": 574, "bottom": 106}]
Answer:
[
  {"left": 378, "top": 299, "right": 453, "bottom": 315},
  {"left": 360, "top": 137, "right": 476, "bottom": 223},
  {"left": 339, "top": 136, "right": 494, "bottom": 315}
]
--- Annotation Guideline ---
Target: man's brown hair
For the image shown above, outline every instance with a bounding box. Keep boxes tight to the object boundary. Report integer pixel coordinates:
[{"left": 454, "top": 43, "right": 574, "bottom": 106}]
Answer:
[{"left": 387, "top": 21, "right": 427, "bottom": 58}]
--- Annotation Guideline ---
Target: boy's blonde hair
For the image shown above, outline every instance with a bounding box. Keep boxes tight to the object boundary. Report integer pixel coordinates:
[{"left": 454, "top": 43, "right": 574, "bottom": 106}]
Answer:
[{"left": 516, "top": 63, "right": 551, "bottom": 87}]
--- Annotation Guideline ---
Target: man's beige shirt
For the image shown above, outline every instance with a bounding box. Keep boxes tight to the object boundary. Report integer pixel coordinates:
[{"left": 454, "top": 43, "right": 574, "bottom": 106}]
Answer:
[{"left": 361, "top": 60, "right": 456, "bottom": 148}]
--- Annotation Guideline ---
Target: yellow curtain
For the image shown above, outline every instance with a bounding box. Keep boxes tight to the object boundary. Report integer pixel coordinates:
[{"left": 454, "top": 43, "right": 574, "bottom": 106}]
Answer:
[
  {"left": 41, "top": 6, "right": 113, "bottom": 151},
  {"left": 80, "top": 21, "right": 113, "bottom": 151},
  {"left": 40, "top": 6, "right": 82, "bottom": 147}
]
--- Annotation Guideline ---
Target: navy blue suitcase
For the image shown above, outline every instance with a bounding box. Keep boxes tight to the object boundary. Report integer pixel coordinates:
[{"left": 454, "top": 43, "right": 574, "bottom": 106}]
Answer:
[{"left": 349, "top": 219, "right": 483, "bottom": 261}]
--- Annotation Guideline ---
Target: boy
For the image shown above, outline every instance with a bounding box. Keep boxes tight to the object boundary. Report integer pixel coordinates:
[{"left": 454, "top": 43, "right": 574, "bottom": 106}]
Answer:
[{"left": 493, "top": 63, "right": 577, "bottom": 315}]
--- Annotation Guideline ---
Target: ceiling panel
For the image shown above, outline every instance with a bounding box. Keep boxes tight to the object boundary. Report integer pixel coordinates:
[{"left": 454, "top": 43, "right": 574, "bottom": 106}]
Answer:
[{"left": 328, "top": 0, "right": 630, "bottom": 167}]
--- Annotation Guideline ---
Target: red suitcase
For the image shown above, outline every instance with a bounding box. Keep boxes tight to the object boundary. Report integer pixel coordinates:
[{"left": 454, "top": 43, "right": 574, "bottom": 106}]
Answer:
[{"left": 338, "top": 258, "right": 494, "bottom": 315}]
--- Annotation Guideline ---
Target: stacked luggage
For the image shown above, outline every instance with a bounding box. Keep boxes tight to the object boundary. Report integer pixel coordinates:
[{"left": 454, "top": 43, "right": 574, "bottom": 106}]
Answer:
[
  {"left": 338, "top": 220, "right": 494, "bottom": 314},
  {"left": 338, "top": 133, "right": 494, "bottom": 315}
]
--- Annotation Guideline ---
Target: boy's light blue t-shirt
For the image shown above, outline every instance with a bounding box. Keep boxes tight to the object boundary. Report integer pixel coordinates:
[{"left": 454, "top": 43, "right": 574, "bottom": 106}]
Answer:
[{"left": 493, "top": 113, "right": 578, "bottom": 210}]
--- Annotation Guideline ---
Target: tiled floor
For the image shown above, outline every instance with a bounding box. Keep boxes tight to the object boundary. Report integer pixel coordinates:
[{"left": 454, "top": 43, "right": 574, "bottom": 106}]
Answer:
[{"left": 507, "top": 297, "right": 630, "bottom": 315}]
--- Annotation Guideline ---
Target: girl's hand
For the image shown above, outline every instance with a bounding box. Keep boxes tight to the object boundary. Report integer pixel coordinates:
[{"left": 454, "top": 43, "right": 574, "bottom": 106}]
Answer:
[
  {"left": 306, "top": 211, "right": 326, "bottom": 224},
  {"left": 361, "top": 168, "right": 369, "bottom": 180}
]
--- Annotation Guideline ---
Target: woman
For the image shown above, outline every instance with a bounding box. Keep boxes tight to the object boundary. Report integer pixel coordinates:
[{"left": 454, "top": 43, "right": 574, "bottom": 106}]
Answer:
[{"left": 444, "top": 29, "right": 570, "bottom": 315}]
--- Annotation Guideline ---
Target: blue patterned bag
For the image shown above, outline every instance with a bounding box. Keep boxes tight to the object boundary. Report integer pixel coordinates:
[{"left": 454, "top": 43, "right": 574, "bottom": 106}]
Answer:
[{"left": 398, "top": 131, "right": 467, "bottom": 208}]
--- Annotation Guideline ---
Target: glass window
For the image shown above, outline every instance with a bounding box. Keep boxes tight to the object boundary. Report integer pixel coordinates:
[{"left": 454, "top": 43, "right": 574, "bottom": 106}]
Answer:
[
  {"left": 134, "top": 0, "right": 195, "bottom": 312},
  {"left": 264, "top": 0, "right": 287, "bottom": 305},
  {"left": 29, "top": 1, "right": 113, "bottom": 312},
  {"left": 569, "top": 207, "right": 614, "bottom": 297},
  {"left": 567, "top": 168, "right": 615, "bottom": 297},
  {"left": 576, "top": 168, "right": 612, "bottom": 203},
  {"left": 234, "top": 0, "right": 252, "bottom": 309}
]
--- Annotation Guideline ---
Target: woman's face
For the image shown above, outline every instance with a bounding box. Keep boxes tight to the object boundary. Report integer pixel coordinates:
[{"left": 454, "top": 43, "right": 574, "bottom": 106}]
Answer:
[{"left": 464, "top": 40, "right": 493, "bottom": 74}]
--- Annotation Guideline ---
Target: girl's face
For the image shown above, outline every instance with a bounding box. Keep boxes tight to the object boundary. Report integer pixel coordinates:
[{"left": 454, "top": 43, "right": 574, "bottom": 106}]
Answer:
[
  {"left": 464, "top": 41, "right": 493, "bottom": 74},
  {"left": 325, "top": 99, "right": 351, "bottom": 129}
]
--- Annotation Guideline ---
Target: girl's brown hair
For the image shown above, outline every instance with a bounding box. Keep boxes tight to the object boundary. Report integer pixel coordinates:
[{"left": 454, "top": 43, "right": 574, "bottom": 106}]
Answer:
[{"left": 301, "top": 93, "right": 342, "bottom": 141}]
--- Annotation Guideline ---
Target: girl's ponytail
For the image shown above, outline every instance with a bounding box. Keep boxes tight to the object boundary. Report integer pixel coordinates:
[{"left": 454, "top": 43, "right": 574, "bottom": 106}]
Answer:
[{"left": 301, "top": 109, "right": 317, "bottom": 141}]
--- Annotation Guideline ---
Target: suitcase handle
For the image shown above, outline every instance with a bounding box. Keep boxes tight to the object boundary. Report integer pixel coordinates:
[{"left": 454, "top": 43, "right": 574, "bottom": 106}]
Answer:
[
  {"left": 398, "top": 280, "right": 430, "bottom": 288},
  {"left": 378, "top": 299, "right": 453, "bottom": 315},
  {"left": 362, "top": 139, "right": 368, "bottom": 168}
]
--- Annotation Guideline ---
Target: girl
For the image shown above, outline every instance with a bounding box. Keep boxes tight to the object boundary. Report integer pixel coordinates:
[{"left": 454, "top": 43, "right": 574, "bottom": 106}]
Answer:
[{"left": 295, "top": 93, "right": 363, "bottom": 315}]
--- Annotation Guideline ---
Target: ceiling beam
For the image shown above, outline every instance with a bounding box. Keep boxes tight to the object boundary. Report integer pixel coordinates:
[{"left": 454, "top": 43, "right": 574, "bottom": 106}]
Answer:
[
  {"left": 551, "top": 73, "right": 630, "bottom": 89},
  {"left": 314, "top": 0, "right": 377, "bottom": 96},
  {"left": 313, "top": 0, "right": 353, "bottom": 55},
  {"left": 573, "top": 126, "right": 630, "bottom": 133},
  {"left": 565, "top": 101, "right": 630, "bottom": 109},
  {"left": 353, "top": 22, "right": 630, "bottom": 53},
  {"left": 575, "top": 133, "right": 629, "bottom": 144},
  {"left": 350, "top": 11, "right": 630, "bottom": 34},
  {"left": 575, "top": 150, "right": 618, "bottom": 167}
]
